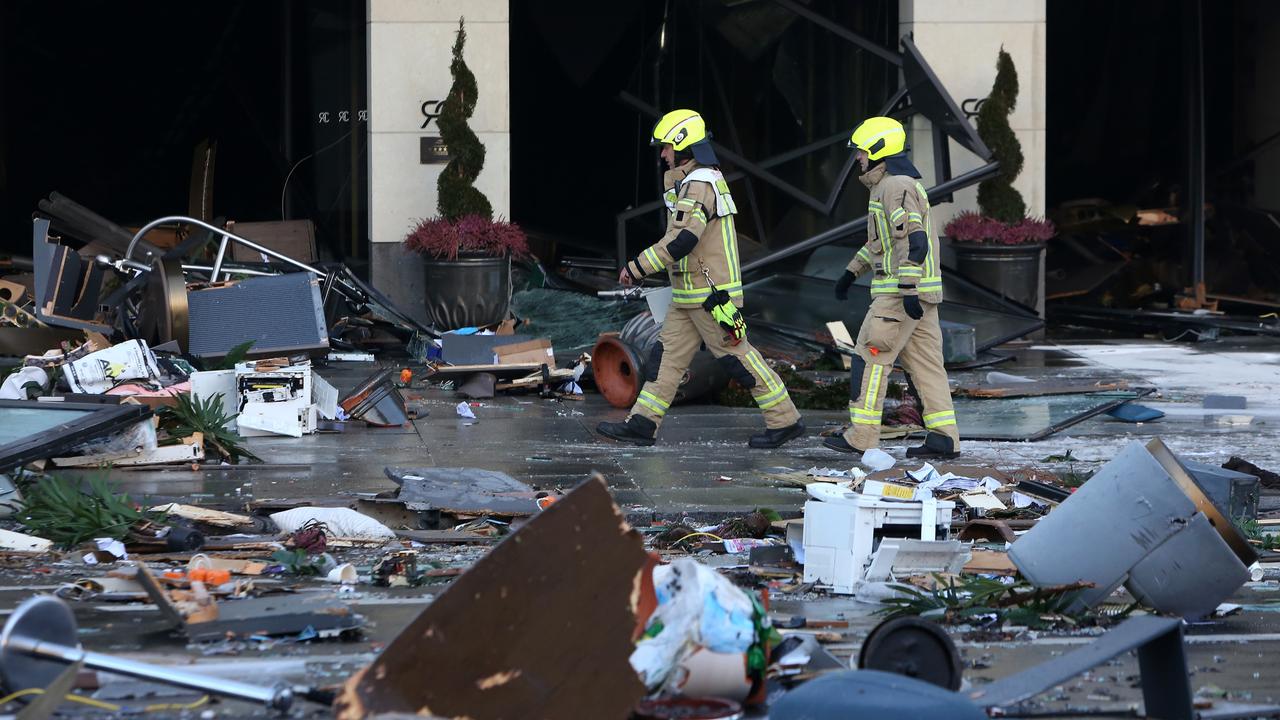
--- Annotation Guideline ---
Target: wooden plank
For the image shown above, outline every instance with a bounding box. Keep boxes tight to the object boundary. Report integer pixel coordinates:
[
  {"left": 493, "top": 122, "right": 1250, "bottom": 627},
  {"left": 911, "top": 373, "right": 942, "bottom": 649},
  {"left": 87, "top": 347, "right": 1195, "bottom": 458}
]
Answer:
[
  {"left": 396, "top": 529, "right": 498, "bottom": 545},
  {"left": 964, "top": 550, "right": 1019, "bottom": 576},
  {"left": 427, "top": 363, "right": 546, "bottom": 381},
  {"left": 826, "top": 320, "right": 855, "bottom": 370},
  {"left": 953, "top": 380, "right": 1128, "bottom": 399},
  {"left": 151, "top": 502, "right": 254, "bottom": 528}
]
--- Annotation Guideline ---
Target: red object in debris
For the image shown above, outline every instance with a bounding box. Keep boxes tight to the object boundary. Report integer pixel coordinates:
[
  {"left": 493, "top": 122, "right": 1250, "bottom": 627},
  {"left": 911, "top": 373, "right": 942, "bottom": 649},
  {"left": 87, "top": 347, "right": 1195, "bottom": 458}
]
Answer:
[
  {"left": 868, "top": 345, "right": 881, "bottom": 357},
  {"left": 400, "top": 369, "right": 413, "bottom": 384},
  {"left": 591, "top": 334, "right": 644, "bottom": 409},
  {"left": 536, "top": 495, "right": 557, "bottom": 511}
]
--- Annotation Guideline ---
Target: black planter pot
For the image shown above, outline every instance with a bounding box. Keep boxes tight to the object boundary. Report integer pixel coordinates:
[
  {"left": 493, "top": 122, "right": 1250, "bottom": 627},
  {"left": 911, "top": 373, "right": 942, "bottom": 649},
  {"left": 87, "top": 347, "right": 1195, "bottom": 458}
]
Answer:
[
  {"left": 421, "top": 255, "right": 511, "bottom": 330},
  {"left": 951, "top": 241, "right": 1045, "bottom": 310}
]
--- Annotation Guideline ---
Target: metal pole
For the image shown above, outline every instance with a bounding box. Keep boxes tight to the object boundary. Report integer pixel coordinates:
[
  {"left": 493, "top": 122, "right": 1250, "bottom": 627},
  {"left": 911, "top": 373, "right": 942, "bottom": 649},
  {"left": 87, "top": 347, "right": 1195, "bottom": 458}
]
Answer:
[
  {"left": 7, "top": 636, "right": 292, "bottom": 710},
  {"left": 1186, "top": 0, "right": 1206, "bottom": 305},
  {"left": 772, "top": 0, "right": 902, "bottom": 67},
  {"left": 125, "top": 215, "right": 324, "bottom": 277},
  {"left": 182, "top": 264, "right": 277, "bottom": 278},
  {"left": 210, "top": 235, "right": 229, "bottom": 283},
  {"left": 741, "top": 161, "right": 1000, "bottom": 273}
]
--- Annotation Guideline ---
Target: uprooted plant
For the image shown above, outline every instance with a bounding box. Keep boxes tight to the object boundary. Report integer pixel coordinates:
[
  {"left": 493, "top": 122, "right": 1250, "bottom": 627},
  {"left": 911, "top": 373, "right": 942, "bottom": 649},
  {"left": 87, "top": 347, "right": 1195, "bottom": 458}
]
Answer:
[
  {"left": 158, "top": 392, "right": 259, "bottom": 463},
  {"left": 879, "top": 574, "right": 1097, "bottom": 629},
  {"left": 1236, "top": 518, "right": 1280, "bottom": 551},
  {"left": 16, "top": 474, "right": 165, "bottom": 548}
]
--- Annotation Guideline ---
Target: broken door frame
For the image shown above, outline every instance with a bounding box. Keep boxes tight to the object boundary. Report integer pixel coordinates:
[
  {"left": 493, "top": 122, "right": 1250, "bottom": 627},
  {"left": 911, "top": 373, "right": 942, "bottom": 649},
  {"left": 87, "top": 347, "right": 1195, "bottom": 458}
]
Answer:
[{"left": 0, "top": 400, "right": 151, "bottom": 473}]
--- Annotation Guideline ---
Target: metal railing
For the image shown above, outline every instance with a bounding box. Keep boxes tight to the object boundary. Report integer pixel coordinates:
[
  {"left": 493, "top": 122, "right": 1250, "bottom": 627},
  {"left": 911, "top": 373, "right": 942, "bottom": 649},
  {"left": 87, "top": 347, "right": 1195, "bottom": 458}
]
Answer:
[{"left": 124, "top": 215, "right": 326, "bottom": 283}]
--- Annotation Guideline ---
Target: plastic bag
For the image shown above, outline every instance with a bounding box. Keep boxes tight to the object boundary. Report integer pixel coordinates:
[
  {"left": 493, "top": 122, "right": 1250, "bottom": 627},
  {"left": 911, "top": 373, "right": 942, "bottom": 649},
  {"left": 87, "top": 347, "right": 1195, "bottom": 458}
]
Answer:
[{"left": 630, "top": 558, "right": 760, "bottom": 692}]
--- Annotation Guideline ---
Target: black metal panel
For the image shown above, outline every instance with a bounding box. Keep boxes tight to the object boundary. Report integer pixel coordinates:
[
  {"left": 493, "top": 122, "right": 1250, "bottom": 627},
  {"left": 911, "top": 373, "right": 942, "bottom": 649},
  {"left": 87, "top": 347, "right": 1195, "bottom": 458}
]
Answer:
[{"left": 186, "top": 273, "right": 330, "bottom": 358}]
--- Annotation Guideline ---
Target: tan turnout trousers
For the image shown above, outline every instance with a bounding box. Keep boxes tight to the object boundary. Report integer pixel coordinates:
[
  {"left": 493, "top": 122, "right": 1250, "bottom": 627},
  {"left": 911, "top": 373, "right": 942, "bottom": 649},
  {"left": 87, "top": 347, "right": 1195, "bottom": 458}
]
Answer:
[
  {"left": 842, "top": 296, "right": 959, "bottom": 450},
  {"left": 629, "top": 306, "right": 801, "bottom": 430}
]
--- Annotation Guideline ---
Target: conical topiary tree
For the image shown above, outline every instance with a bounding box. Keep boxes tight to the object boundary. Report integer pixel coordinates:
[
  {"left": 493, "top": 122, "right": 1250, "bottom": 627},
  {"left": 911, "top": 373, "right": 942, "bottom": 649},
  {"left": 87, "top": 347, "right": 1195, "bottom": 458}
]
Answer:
[
  {"left": 437, "top": 17, "right": 492, "bottom": 220},
  {"left": 976, "top": 48, "right": 1026, "bottom": 224}
]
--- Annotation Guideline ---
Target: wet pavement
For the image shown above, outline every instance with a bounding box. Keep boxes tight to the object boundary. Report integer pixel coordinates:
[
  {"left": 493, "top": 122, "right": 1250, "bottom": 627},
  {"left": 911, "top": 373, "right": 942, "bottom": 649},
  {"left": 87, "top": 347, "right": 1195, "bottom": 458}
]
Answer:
[
  {"left": 89, "top": 338, "right": 1280, "bottom": 522},
  {"left": 11, "top": 336, "right": 1280, "bottom": 717}
]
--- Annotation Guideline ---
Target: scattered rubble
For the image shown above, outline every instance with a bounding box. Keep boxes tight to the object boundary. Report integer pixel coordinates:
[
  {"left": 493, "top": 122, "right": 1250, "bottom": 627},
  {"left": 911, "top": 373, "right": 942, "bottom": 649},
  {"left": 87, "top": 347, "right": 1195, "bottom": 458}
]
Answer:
[{"left": 0, "top": 193, "right": 1277, "bottom": 718}]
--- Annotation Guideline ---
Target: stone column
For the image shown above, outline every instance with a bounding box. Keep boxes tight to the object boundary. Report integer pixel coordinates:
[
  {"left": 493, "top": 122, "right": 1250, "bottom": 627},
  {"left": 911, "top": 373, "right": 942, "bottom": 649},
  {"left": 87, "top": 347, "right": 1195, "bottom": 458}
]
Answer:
[
  {"left": 900, "top": 0, "right": 1046, "bottom": 318},
  {"left": 367, "top": 0, "right": 510, "bottom": 323}
]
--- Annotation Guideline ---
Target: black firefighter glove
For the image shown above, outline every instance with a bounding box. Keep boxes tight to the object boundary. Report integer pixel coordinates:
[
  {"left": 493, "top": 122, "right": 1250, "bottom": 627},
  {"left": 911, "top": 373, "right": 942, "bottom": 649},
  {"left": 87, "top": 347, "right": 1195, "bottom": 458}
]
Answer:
[
  {"left": 903, "top": 294, "right": 924, "bottom": 320},
  {"left": 834, "top": 270, "right": 856, "bottom": 301}
]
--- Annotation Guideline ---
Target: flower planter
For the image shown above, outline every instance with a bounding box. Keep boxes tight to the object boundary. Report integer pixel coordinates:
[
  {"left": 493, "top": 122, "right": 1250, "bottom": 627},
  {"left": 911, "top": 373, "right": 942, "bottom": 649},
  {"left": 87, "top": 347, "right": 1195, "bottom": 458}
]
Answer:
[
  {"left": 421, "top": 254, "right": 511, "bottom": 330},
  {"left": 951, "top": 241, "right": 1044, "bottom": 311}
]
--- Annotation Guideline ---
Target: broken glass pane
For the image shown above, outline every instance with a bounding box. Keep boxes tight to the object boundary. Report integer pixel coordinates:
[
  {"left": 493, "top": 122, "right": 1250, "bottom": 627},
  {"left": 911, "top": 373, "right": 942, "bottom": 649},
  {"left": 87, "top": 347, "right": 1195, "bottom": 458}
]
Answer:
[
  {"left": 957, "top": 391, "right": 1150, "bottom": 442},
  {"left": 0, "top": 407, "right": 93, "bottom": 445}
]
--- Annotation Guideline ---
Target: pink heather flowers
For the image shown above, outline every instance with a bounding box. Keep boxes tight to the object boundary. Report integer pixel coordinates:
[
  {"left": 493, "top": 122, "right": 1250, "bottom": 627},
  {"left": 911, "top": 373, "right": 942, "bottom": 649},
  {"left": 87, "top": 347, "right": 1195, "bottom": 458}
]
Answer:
[
  {"left": 404, "top": 215, "right": 530, "bottom": 260},
  {"left": 944, "top": 211, "right": 1055, "bottom": 246}
]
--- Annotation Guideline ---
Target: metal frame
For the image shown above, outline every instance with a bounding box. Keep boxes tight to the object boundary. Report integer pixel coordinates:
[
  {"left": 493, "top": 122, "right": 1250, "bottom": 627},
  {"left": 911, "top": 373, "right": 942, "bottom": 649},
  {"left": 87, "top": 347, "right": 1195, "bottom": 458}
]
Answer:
[
  {"left": 615, "top": 4, "right": 997, "bottom": 272},
  {"left": 971, "top": 615, "right": 1192, "bottom": 719},
  {"left": 0, "top": 400, "right": 151, "bottom": 473},
  {"left": 125, "top": 215, "right": 326, "bottom": 283}
]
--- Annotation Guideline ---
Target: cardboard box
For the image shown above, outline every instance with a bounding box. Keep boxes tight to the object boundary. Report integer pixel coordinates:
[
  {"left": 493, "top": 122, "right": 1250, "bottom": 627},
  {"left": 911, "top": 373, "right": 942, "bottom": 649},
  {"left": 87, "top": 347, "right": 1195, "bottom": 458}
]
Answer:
[{"left": 496, "top": 339, "right": 554, "bottom": 366}]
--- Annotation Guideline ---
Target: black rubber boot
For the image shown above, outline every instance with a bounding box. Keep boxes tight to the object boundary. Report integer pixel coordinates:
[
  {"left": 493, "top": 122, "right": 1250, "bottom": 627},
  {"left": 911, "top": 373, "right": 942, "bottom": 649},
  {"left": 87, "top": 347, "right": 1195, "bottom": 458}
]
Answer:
[
  {"left": 749, "top": 419, "right": 805, "bottom": 449},
  {"left": 822, "top": 434, "right": 863, "bottom": 455},
  {"left": 596, "top": 415, "right": 658, "bottom": 447},
  {"left": 905, "top": 432, "right": 960, "bottom": 460}
]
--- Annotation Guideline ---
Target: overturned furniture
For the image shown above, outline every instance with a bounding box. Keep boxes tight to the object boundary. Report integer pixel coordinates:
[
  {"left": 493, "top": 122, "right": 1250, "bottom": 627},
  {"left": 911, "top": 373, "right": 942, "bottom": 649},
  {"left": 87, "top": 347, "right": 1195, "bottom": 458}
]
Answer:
[{"left": 1009, "top": 438, "right": 1257, "bottom": 620}]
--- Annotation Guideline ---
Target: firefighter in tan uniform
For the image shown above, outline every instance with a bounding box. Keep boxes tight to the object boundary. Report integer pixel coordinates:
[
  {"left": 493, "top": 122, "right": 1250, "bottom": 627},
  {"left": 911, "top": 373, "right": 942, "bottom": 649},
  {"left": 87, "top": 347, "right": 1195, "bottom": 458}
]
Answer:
[
  {"left": 597, "top": 109, "right": 805, "bottom": 449},
  {"left": 824, "top": 116, "right": 961, "bottom": 460}
]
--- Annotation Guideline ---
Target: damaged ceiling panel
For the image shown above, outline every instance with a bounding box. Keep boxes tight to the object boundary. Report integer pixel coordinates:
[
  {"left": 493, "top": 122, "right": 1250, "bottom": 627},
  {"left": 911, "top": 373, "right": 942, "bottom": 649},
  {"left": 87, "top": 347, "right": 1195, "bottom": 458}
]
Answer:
[{"left": 335, "top": 476, "right": 648, "bottom": 720}]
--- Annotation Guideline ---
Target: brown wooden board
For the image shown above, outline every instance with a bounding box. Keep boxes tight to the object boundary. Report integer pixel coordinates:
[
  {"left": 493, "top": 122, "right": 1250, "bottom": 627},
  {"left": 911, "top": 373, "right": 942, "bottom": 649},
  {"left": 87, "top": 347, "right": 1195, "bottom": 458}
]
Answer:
[
  {"left": 426, "top": 363, "right": 546, "bottom": 381},
  {"left": 953, "top": 380, "right": 1128, "bottom": 399},
  {"left": 394, "top": 529, "right": 498, "bottom": 544},
  {"left": 335, "top": 476, "right": 648, "bottom": 720},
  {"left": 867, "top": 464, "right": 1013, "bottom": 484}
]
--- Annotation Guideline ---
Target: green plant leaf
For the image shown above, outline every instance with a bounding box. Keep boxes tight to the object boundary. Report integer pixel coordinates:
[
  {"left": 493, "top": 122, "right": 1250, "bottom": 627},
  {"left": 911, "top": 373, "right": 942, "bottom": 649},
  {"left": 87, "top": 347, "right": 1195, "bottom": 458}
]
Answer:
[
  {"left": 15, "top": 473, "right": 158, "bottom": 549},
  {"left": 158, "top": 392, "right": 258, "bottom": 464},
  {"left": 206, "top": 340, "right": 255, "bottom": 371},
  {"left": 755, "top": 508, "right": 783, "bottom": 523}
]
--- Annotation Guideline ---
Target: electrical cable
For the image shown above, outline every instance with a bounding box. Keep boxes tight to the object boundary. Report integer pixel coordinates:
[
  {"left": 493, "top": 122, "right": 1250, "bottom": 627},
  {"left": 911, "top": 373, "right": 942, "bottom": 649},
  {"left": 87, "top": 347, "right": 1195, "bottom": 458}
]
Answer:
[
  {"left": 280, "top": 129, "right": 354, "bottom": 221},
  {"left": 672, "top": 531, "right": 725, "bottom": 545},
  {"left": 0, "top": 686, "right": 213, "bottom": 713}
]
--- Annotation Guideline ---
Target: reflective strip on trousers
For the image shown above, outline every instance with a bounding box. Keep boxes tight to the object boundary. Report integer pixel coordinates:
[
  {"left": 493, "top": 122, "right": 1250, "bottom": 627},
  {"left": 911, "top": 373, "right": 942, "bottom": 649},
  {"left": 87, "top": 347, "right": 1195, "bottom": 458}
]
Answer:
[
  {"left": 849, "top": 403, "right": 882, "bottom": 425},
  {"left": 637, "top": 390, "right": 670, "bottom": 417},
  {"left": 745, "top": 350, "right": 790, "bottom": 410},
  {"left": 848, "top": 364, "right": 884, "bottom": 425},
  {"left": 923, "top": 410, "right": 956, "bottom": 429}
]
